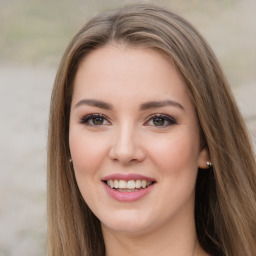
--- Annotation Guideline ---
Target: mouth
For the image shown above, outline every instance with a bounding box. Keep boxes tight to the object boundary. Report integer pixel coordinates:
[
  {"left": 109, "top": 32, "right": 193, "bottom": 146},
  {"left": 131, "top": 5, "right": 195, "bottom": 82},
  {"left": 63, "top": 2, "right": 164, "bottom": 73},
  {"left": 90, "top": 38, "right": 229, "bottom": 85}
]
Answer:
[
  {"left": 101, "top": 174, "right": 156, "bottom": 201},
  {"left": 101, "top": 173, "right": 156, "bottom": 202},
  {"left": 103, "top": 179, "right": 155, "bottom": 192}
]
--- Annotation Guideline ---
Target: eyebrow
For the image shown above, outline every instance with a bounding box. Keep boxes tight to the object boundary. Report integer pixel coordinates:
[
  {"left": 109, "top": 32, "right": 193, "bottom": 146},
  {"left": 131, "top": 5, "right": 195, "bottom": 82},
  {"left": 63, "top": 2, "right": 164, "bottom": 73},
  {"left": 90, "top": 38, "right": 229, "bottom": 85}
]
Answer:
[
  {"left": 75, "top": 99, "right": 113, "bottom": 109},
  {"left": 140, "top": 100, "right": 184, "bottom": 111},
  {"left": 74, "top": 99, "right": 184, "bottom": 111}
]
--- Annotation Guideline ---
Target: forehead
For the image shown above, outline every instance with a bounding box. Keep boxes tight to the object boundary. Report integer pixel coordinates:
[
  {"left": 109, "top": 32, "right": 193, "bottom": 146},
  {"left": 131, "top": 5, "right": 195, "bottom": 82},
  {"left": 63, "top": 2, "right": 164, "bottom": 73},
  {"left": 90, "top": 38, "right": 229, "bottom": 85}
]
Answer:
[{"left": 72, "top": 44, "right": 190, "bottom": 108}]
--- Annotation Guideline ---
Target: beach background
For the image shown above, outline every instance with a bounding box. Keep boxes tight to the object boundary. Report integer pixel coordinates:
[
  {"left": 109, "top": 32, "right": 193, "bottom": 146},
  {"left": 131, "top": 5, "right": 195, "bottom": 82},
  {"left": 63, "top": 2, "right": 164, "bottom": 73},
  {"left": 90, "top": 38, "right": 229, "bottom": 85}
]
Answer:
[{"left": 0, "top": 0, "right": 255, "bottom": 255}]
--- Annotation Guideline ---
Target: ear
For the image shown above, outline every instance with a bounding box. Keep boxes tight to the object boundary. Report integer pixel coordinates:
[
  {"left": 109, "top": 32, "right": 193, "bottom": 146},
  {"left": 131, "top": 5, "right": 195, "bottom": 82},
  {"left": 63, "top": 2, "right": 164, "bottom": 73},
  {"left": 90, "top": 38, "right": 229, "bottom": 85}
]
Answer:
[{"left": 198, "top": 148, "right": 210, "bottom": 169}]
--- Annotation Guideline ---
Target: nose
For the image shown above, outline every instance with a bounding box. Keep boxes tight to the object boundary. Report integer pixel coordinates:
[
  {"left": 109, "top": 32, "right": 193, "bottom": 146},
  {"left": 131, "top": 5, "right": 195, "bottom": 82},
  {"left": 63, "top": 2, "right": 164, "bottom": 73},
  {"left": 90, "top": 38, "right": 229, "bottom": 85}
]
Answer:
[{"left": 109, "top": 124, "right": 146, "bottom": 165}]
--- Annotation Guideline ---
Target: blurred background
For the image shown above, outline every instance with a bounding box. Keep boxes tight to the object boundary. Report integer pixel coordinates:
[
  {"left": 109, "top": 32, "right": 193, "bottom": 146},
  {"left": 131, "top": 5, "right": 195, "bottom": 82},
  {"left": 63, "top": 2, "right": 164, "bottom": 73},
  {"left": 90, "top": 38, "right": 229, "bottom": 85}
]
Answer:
[{"left": 0, "top": 0, "right": 255, "bottom": 255}]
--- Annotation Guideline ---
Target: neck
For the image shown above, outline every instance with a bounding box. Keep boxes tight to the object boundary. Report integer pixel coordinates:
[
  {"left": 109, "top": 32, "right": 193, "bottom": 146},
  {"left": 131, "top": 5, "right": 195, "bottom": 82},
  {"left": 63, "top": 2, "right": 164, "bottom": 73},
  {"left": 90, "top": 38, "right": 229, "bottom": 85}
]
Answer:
[{"left": 102, "top": 209, "right": 207, "bottom": 256}]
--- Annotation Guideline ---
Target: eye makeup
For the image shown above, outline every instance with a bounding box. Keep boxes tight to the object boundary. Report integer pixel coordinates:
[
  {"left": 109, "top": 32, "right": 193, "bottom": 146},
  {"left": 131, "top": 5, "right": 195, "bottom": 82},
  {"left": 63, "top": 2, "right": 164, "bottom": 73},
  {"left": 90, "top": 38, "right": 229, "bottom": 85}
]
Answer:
[
  {"left": 80, "top": 113, "right": 110, "bottom": 126},
  {"left": 144, "top": 114, "right": 177, "bottom": 127}
]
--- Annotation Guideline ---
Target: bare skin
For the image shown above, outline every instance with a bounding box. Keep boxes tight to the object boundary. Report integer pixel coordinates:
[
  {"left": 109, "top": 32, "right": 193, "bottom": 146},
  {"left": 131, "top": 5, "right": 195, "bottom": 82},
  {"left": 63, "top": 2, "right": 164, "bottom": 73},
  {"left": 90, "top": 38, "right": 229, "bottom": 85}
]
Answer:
[{"left": 69, "top": 44, "right": 210, "bottom": 256}]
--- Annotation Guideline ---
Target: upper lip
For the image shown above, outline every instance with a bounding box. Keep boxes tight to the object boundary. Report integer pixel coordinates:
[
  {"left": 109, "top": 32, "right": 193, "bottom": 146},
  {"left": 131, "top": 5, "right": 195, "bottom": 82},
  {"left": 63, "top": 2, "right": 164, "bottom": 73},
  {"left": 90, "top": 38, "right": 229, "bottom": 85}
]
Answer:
[{"left": 102, "top": 173, "right": 156, "bottom": 182}]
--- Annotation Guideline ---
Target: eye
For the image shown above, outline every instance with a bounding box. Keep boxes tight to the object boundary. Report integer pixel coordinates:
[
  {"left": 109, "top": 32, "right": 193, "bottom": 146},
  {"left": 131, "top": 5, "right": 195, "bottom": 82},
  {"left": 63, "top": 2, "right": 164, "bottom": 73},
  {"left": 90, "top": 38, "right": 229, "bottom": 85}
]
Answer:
[
  {"left": 80, "top": 114, "right": 110, "bottom": 126},
  {"left": 144, "top": 114, "right": 177, "bottom": 127}
]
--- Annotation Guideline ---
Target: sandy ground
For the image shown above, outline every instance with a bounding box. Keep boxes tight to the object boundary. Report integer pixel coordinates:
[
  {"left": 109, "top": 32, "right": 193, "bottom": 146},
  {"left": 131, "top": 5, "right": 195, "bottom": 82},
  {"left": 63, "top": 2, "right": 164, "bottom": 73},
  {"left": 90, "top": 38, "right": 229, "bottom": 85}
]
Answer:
[
  {"left": 0, "top": 65, "right": 55, "bottom": 256},
  {"left": 0, "top": 1, "right": 255, "bottom": 256}
]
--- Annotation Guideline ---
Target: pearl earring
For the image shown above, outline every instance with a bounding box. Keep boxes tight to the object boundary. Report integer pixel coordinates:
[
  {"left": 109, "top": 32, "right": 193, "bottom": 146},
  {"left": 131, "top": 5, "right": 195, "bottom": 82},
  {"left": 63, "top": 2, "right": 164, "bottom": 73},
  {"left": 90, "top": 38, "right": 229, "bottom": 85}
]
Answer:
[{"left": 206, "top": 161, "right": 212, "bottom": 167}]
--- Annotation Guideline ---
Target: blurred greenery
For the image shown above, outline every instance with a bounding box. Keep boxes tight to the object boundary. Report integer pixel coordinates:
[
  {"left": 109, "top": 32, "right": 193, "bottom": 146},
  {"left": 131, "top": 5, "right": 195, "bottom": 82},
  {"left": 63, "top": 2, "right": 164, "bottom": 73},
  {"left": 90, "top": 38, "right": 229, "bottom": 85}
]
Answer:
[
  {"left": 0, "top": 0, "right": 85, "bottom": 64},
  {"left": 0, "top": 0, "right": 255, "bottom": 86}
]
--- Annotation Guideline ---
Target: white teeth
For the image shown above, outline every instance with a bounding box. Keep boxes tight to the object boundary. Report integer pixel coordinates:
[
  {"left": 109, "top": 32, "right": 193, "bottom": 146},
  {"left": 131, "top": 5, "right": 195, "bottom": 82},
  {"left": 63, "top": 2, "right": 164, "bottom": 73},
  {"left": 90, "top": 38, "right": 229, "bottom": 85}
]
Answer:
[
  {"left": 106, "top": 179, "right": 153, "bottom": 190},
  {"left": 114, "top": 179, "right": 119, "bottom": 188},
  {"left": 119, "top": 180, "right": 126, "bottom": 189},
  {"left": 117, "top": 189, "right": 139, "bottom": 192},
  {"left": 110, "top": 180, "right": 114, "bottom": 188},
  {"left": 127, "top": 180, "right": 135, "bottom": 189},
  {"left": 135, "top": 180, "right": 141, "bottom": 188},
  {"left": 141, "top": 180, "right": 147, "bottom": 188}
]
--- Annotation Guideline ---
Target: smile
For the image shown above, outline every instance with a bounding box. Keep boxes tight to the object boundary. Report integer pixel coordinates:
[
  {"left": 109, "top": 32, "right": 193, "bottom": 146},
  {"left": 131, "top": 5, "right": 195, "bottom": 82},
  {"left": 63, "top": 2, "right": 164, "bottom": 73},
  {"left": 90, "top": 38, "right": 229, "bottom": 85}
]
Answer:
[
  {"left": 106, "top": 179, "right": 153, "bottom": 191},
  {"left": 102, "top": 174, "right": 156, "bottom": 202}
]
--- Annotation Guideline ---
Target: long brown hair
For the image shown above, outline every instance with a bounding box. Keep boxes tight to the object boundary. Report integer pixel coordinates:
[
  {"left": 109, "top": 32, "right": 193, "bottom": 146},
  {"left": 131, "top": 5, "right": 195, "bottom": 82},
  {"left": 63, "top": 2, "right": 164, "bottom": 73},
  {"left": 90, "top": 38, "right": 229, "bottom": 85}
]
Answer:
[{"left": 47, "top": 4, "right": 256, "bottom": 256}]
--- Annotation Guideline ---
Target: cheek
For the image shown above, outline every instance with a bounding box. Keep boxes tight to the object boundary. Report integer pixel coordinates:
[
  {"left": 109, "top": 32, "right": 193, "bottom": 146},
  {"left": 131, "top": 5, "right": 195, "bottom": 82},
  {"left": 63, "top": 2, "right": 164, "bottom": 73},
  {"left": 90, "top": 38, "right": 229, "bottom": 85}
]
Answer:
[
  {"left": 69, "top": 131, "right": 109, "bottom": 207},
  {"left": 147, "top": 131, "right": 200, "bottom": 176},
  {"left": 69, "top": 131, "right": 109, "bottom": 176},
  {"left": 148, "top": 133, "right": 200, "bottom": 210}
]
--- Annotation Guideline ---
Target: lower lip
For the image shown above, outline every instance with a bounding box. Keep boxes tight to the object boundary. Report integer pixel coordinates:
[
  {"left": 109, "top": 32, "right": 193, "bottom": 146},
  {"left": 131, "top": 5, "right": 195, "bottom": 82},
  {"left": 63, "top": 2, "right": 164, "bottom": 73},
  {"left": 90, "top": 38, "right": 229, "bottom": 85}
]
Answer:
[{"left": 103, "top": 182, "right": 155, "bottom": 202}]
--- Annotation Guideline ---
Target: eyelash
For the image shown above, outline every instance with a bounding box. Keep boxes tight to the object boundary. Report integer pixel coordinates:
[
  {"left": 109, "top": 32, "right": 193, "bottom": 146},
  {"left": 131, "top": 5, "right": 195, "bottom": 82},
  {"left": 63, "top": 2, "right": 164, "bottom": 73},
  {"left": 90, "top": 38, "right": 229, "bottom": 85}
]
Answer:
[
  {"left": 80, "top": 113, "right": 177, "bottom": 127},
  {"left": 144, "top": 114, "right": 177, "bottom": 127},
  {"left": 80, "top": 114, "right": 110, "bottom": 126}
]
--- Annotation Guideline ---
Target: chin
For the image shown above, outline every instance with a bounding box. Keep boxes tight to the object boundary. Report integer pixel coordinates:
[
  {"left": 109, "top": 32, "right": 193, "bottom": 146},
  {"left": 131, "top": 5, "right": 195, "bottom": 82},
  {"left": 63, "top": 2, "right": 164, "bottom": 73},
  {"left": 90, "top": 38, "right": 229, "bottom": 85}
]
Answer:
[{"left": 100, "top": 210, "right": 153, "bottom": 235}]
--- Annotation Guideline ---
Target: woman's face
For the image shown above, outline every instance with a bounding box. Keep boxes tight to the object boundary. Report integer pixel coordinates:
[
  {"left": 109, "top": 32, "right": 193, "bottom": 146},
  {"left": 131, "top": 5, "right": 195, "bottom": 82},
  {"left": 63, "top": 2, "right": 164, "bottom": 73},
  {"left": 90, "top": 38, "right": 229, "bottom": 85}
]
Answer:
[{"left": 69, "top": 44, "right": 209, "bottom": 235}]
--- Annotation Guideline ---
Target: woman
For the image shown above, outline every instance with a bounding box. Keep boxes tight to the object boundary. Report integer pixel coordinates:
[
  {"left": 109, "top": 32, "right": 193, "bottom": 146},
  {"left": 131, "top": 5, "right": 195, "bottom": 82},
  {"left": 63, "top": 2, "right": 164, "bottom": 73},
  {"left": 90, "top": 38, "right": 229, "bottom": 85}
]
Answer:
[{"left": 47, "top": 4, "right": 256, "bottom": 256}]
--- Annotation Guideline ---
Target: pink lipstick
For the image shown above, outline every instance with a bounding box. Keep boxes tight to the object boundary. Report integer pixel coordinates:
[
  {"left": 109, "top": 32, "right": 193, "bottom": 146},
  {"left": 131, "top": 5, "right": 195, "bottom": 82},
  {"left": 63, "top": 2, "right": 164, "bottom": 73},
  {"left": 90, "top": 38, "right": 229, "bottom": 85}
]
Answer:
[{"left": 102, "top": 173, "right": 156, "bottom": 202}]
